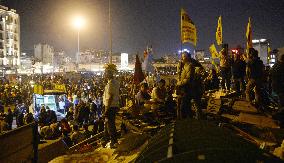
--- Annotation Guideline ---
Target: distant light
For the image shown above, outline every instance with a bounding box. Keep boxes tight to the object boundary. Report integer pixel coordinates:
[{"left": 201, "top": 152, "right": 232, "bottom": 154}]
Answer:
[
  {"left": 178, "top": 49, "right": 191, "bottom": 54},
  {"left": 271, "top": 59, "right": 275, "bottom": 63},
  {"left": 252, "top": 40, "right": 259, "bottom": 43},
  {"left": 204, "top": 57, "right": 210, "bottom": 60},
  {"left": 260, "top": 39, "right": 267, "bottom": 42},
  {"left": 183, "top": 49, "right": 189, "bottom": 53}
]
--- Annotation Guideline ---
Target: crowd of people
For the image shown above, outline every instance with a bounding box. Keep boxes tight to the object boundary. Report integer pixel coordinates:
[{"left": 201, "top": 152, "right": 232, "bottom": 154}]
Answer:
[
  {"left": 0, "top": 47, "right": 284, "bottom": 148},
  {"left": 176, "top": 48, "right": 284, "bottom": 120}
]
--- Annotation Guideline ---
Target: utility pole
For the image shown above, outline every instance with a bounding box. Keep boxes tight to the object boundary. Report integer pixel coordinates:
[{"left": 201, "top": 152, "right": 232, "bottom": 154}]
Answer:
[{"left": 109, "top": 0, "right": 112, "bottom": 64}]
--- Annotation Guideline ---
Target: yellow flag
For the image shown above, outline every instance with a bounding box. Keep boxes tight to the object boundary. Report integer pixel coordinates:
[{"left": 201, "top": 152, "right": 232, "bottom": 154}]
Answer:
[
  {"left": 268, "top": 46, "right": 271, "bottom": 54},
  {"left": 181, "top": 8, "right": 197, "bottom": 46},
  {"left": 34, "top": 84, "right": 44, "bottom": 95},
  {"left": 209, "top": 44, "right": 219, "bottom": 58},
  {"left": 54, "top": 84, "right": 67, "bottom": 92},
  {"left": 246, "top": 17, "right": 252, "bottom": 50},
  {"left": 216, "top": 16, "right": 222, "bottom": 45}
]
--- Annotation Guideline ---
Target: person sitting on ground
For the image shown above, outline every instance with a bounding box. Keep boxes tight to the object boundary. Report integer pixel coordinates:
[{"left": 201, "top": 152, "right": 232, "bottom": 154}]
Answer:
[
  {"left": 136, "top": 83, "right": 151, "bottom": 106},
  {"left": 151, "top": 79, "right": 167, "bottom": 109},
  {"left": 135, "top": 83, "right": 152, "bottom": 114},
  {"left": 60, "top": 118, "right": 71, "bottom": 135},
  {"left": 62, "top": 132, "right": 73, "bottom": 147},
  {"left": 24, "top": 108, "right": 34, "bottom": 124},
  {"left": 38, "top": 106, "right": 48, "bottom": 127},
  {"left": 83, "top": 124, "right": 92, "bottom": 139},
  {"left": 0, "top": 114, "right": 8, "bottom": 133},
  {"left": 66, "top": 107, "right": 74, "bottom": 122},
  {"left": 46, "top": 106, "right": 57, "bottom": 124},
  {"left": 40, "top": 122, "right": 60, "bottom": 140},
  {"left": 70, "top": 124, "right": 85, "bottom": 145}
]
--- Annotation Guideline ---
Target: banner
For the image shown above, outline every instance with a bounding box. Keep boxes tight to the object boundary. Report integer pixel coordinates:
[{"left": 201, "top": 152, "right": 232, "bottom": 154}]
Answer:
[
  {"left": 209, "top": 44, "right": 219, "bottom": 59},
  {"left": 34, "top": 84, "right": 44, "bottom": 95},
  {"left": 216, "top": 16, "right": 222, "bottom": 45},
  {"left": 181, "top": 8, "right": 197, "bottom": 46},
  {"left": 54, "top": 84, "right": 66, "bottom": 92},
  {"left": 246, "top": 17, "right": 252, "bottom": 50}
]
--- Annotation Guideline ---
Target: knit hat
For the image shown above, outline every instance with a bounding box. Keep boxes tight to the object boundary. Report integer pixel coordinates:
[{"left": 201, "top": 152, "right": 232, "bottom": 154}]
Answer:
[{"left": 104, "top": 63, "right": 117, "bottom": 74}]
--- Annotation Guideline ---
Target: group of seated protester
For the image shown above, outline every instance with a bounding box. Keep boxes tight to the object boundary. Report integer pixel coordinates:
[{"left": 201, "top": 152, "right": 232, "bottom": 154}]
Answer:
[
  {"left": 39, "top": 117, "right": 104, "bottom": 147},
  {"left": 135, "top": 79, "right": 175, "bottom": 119}
]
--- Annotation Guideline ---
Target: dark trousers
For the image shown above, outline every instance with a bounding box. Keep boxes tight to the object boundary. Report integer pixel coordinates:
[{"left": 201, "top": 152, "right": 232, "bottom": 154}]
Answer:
[
  {"left": 104, "top": 107, "right": 118, "bottom": 144},
  {"left": 179, "top": 95, "right": 192, "bottom": 119},
  {"left": 192, "top": 97, "right": 202, "bottom": 120},
  {"left": 234, "top": 78, "right": 245, "bottom": 94},
  {"left": 277, "top": 93, "right": 284, "bottom": 109},
  {"left": 245, "top": 79, "right": 262, "bottom": 104},
  {"left": 220, "top": 67, "right": 231, "bottom": 91}
]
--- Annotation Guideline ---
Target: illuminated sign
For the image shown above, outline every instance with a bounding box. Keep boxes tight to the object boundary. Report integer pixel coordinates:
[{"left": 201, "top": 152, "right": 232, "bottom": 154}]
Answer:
[{"left": 121, "top": 53, "right": 128, "bottom": 68}]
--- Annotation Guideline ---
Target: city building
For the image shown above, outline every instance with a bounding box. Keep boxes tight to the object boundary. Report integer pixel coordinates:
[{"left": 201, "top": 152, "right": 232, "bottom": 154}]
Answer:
[
  {"left": 194, "top": 50, "right": 205, "bottom": 61},
  {"left": 79, "top": 49, "right": 108, "bottom": 64},
  {"left": 34, "top": 43, "right": 54, "bottom": 64},
  {"left": 20, "top": 52, "right": 33, "bottom": 69},
  {"left": 252, "top": 39, "right": 269, "bottom": 65},
  {"left": 0, "top": 5, "right": 20, "bottom": 74},
  {"left": 53, "top": 50, "right": 65, "bottom": 66}
]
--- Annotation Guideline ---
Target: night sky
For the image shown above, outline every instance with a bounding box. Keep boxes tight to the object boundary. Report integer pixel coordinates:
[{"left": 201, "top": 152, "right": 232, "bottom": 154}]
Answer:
[{"left": 2, "top": 0, "right": 284, "bottom": 58}]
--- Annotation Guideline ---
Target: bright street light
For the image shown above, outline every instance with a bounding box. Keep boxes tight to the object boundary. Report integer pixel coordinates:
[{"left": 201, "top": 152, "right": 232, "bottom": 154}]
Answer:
[
  {"left": 72, "top": 16, "right": 85, "bottom": 69},
  {"left": 73, "top": 16, "right": 85, "bottom": 30}
]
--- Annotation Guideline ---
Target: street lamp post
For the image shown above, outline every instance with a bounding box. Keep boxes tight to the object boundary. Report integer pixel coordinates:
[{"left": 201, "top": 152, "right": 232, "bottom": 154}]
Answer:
[
  {"left": 109, "top": 0, "right": 112, "bottom": 64},
  {"left": 77, "top": 30, "right": 80, "bottom": 66},
  {"left": 73, "top": 16, "right": 85, "bottom": 70}
]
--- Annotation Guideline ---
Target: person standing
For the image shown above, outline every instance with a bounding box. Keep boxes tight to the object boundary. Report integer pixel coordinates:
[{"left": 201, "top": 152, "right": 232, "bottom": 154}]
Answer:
[
  {"left": 177, "top": 52, "right": 195, "bottom": 119},
  {"left": 219, "top": 47, "right": 232, "bottom": 92},
  {"left": 271, "top": 53, "right": 284, "bottom": 109},
  {"left": 245, "top": 48, "right": 264, "bottom": 107},
  {"left": 271, "top": 53, "right": 284, "bottom": 126},
  {"left": 5, "top": 108, "right": 13, "bottom": 130},
  {"left": 102, "top": 64, "right": 120, "bottom": 148},
  {"left": 232, "top": 54, "right": 246, "bottom": 95}
]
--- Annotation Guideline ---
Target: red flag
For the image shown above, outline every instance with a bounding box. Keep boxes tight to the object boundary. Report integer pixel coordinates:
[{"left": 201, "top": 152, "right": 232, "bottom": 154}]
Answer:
[
  {"left": 133, "top": 55, "right": 145, "bottom": 85},
  {"left": 143, "top": 50, "right": 148, "bottom": 59}
]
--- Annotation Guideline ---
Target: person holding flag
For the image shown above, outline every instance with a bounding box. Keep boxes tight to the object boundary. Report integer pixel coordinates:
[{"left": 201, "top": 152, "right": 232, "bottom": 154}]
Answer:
[
  {"left": 142, "top": 46, "right": 155, "bottom": 74},
  {"left": 219, "top": 44, "right": 232, "bottom": 92}
]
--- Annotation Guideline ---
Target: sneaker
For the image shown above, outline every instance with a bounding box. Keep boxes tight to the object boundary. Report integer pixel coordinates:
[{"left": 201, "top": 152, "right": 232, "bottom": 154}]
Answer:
[{"left": 100, "top": 138, "right": 110, "bottom": 148}]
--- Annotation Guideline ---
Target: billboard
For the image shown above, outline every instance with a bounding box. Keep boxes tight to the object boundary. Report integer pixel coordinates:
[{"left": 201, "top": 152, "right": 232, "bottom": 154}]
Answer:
[
  {"left": 253, "top": 39, "right": 268, "bottom": 65},
  {"left": 121, "top": 53, "right": 128, "bottom": 68}
]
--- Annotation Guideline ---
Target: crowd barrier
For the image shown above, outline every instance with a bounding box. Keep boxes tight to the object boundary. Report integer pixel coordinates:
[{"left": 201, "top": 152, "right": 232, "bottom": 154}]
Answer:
[{"left": 0, "top": 122, "right": 38, "bottom": 163}]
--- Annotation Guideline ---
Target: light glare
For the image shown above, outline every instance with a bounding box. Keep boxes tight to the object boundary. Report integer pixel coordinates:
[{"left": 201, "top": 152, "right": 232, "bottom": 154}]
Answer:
[{"left": 73, "top": 16, "right": 85, "bottom": 29}]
